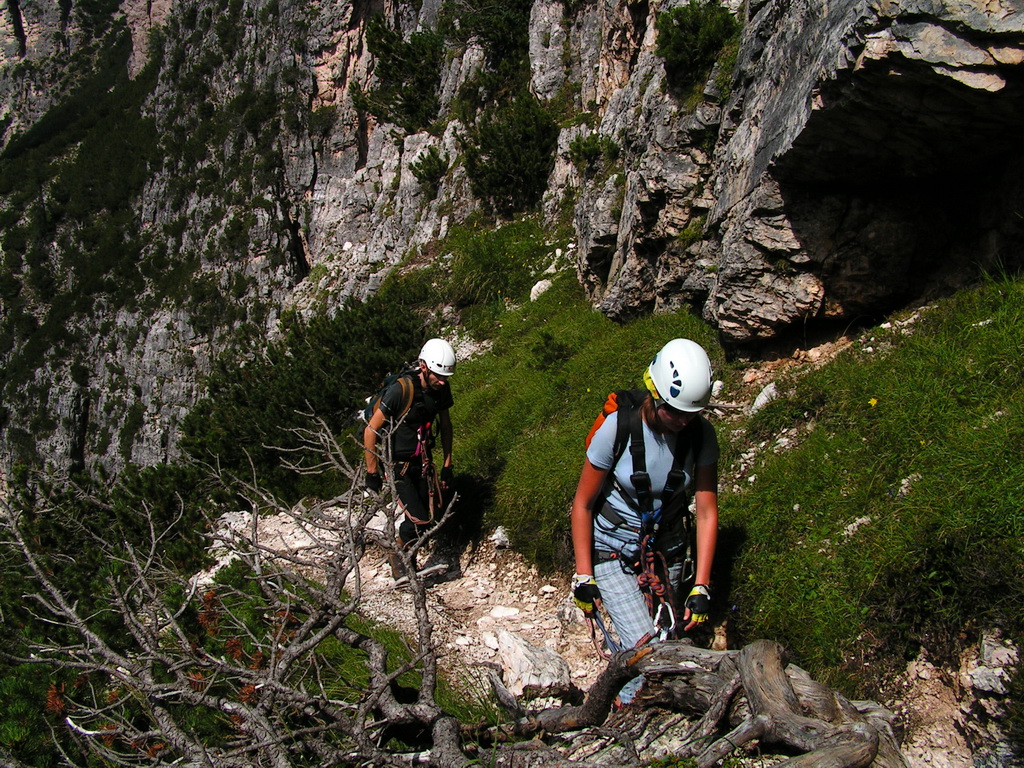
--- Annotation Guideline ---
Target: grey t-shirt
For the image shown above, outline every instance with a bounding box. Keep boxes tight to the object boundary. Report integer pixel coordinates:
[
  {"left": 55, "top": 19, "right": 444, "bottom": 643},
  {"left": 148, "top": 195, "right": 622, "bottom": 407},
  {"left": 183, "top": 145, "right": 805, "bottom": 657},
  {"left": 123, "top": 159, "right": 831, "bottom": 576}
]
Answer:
[{"left": 586, "top": 410, "right": 719, "bottom": 554}]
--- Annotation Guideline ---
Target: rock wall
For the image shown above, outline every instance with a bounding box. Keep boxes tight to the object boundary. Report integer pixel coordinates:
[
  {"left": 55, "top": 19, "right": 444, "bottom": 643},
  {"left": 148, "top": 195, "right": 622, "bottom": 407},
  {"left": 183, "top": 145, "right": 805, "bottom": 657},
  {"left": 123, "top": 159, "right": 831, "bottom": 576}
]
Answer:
[
  {"left": 701, "top": 0, "right": 1024, "bottom": 344},
  {"left": 2, "top": 0, "right": 1023, "bottom": 477},
  {"left": 563, "top": 0, "right": 1024, "bottom": 344},
  {"left": 0, "top": 0, "right": 72, "bottom": 146}
]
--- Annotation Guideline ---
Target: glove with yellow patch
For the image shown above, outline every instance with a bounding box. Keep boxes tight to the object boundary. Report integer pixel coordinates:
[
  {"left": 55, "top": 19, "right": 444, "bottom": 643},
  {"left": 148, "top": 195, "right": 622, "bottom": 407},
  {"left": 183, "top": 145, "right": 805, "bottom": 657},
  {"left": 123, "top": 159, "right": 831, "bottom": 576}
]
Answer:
[
  {"left": 684, "top": 584, "right": 712, "bottom": 624},
  {"left": 572, "top": 574, "right": 601, "bottom": 614}
]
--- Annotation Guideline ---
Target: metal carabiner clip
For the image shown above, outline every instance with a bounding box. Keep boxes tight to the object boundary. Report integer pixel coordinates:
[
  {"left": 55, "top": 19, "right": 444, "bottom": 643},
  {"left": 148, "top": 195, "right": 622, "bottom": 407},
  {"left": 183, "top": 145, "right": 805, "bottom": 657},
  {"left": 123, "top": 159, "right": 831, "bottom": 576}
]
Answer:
[{"left": 653, "top": 601, "right": 676, "bottom": 641}]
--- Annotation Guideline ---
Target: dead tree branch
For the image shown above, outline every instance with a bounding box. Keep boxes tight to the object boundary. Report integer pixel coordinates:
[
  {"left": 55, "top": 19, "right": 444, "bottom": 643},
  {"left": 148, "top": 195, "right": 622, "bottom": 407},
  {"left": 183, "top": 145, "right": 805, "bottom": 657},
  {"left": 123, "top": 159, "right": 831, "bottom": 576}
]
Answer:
[{"left": 1, "top": 414, "right": 910, "bottom": 768}]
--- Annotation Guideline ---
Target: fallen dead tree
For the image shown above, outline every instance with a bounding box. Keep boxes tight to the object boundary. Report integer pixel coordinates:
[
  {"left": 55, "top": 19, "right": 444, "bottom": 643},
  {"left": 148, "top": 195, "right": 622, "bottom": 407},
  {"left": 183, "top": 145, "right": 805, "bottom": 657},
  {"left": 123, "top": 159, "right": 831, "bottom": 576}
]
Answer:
[
  {"left": 477, "top": 639, "right": 908, "bottom": 768},
  {"left": 0, "top": 416, "right": 908, "bottom": 768}
]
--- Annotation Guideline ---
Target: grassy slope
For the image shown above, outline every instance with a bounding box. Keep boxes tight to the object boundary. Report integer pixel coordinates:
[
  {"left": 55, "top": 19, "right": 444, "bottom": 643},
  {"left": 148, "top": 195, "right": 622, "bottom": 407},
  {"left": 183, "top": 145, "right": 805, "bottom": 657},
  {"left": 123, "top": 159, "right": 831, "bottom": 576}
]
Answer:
[
  {"left": 450, "top": 269, "right": 1023, "bottom": 698},
  {"left": 449, "top": 272, "right": 722, "bottom": 567},
  {"left": 723, "top": 279, "right": 1024, "bottom": 692}
]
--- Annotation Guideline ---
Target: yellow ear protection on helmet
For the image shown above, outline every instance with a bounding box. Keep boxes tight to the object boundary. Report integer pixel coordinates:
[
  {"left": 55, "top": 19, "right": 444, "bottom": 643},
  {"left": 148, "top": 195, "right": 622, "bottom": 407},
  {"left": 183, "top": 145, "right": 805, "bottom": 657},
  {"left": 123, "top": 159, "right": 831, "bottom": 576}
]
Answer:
[{"left": 643, "top": 367, "right": 660, "bottom": 401}]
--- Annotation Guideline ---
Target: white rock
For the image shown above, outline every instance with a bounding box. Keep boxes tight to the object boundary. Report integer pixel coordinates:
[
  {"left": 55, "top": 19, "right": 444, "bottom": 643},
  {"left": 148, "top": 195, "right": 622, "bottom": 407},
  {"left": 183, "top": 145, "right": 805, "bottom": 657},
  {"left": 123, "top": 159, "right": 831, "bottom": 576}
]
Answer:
[
  {"left": 496, "top": 629, "right": 572, "bottom": 696},
  {"left": 490, "top": 606, "right": 521, "bottom": 619},
  {"left": 750, "top": 382, "right": 778, "bottom": 414},
  {"left": 530, "top": 279, "right": 553, "bottom": 301},
  {"left": 490, "top": 526, "right": 511, "bottom": 548}
]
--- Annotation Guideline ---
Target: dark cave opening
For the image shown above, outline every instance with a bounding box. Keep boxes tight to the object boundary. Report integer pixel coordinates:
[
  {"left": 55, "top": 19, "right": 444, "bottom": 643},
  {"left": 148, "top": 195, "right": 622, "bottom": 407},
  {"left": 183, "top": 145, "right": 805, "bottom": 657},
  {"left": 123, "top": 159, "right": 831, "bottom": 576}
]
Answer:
[{"left": 771, "top": 54, "right": 1024, "bottom": 335}]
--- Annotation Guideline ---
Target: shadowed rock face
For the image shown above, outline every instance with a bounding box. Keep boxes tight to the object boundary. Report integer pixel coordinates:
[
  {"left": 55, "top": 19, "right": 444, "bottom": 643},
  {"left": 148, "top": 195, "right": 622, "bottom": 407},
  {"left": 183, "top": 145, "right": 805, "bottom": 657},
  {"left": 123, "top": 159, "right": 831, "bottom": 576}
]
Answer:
[
  {"left": 777, "top": 41, "right": 1024, "bottom": 308},
  {"left": 701, "top": 0, "right": 1024, "bottom": 345},
  {"left": 567, "top": 0, "right": 1024, "bottom": 347}
]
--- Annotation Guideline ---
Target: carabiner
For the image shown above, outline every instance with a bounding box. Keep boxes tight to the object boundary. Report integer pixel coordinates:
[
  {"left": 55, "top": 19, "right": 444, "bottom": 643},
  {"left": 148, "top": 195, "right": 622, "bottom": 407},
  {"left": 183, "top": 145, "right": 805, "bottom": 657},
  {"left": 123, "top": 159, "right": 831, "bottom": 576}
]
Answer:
[{"left": 653, "top": 601, "right": 676, "bottom": 640}]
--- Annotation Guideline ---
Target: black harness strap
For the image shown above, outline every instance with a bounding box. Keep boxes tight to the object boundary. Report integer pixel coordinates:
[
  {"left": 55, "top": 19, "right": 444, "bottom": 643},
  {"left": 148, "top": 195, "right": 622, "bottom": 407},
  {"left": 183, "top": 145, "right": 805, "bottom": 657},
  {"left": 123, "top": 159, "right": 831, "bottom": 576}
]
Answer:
[
  {"left": 597, "top": 395, "right": 702, "bottom": 532},
  {"left": 628, "top": 401, "right": 653, "bottom": 516},
  {"left": 590, "top": 398, "right": 707, "bottom": 646}
]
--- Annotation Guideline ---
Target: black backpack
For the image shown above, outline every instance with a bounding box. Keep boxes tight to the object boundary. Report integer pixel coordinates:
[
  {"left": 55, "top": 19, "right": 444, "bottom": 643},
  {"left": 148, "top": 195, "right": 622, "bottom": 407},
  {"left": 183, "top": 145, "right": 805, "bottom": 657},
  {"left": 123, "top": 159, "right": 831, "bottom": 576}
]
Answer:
[{"left": 360, "top": 366, "right": 419, "bottom": 423}]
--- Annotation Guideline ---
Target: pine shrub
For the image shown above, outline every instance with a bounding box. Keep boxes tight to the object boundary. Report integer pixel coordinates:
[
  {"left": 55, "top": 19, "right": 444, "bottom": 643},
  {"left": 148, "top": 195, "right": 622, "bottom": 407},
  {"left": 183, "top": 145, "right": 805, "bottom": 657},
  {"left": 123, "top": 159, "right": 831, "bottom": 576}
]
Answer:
[
  {"left": 655, "top": 0, "right": 740, "bottom": 95},
  {"left": 351, "top": 15, "right": 443, "bottom": 134},
  {"left": 462, "top": 94, "right": 559, "bottom": 216},
  {"left": 410, "top": 146, "right": 450, "bottom": 199}
]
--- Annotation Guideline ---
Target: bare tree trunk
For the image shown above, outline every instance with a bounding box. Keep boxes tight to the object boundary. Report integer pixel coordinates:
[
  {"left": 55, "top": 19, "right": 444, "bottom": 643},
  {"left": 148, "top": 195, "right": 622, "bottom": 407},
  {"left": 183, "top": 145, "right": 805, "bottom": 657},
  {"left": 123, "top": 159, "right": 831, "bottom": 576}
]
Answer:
[{"left": 474, "top": 639, "right": 908, "bottom": 768}]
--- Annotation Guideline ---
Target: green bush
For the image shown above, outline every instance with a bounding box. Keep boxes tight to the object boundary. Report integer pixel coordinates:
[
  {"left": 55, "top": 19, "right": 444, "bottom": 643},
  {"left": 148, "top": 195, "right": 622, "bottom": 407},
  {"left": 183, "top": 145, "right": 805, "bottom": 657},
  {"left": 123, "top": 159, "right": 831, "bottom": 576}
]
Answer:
[
  {"left": 655, "top": 0, "right": 740, "bottom": 95},
  {"left": 309, "top": 104, "right": 339, "bottom": 137},
  {"left": 445, "top": 218, "right": 554, "bottom": 318},
  {"left": 0, "top": 463, "right": 215, "bottom": 765},
  {"left": 180, "top": 279, "right": 435, "bottom": 502},
  {"left": 568, "top": 132, "right": 620, "bottom": 178},
  {"left": 439, "top": 0, "right": 532, "bottom": 74},
  {"left": 410, "top": 146, "right": 450, "bottom": 199},
  {"left": 462, "top": 94, "right": 559, "bottom": 216},
  {"left": 351, "top": 15, "right": 443, "bottom": 134}
]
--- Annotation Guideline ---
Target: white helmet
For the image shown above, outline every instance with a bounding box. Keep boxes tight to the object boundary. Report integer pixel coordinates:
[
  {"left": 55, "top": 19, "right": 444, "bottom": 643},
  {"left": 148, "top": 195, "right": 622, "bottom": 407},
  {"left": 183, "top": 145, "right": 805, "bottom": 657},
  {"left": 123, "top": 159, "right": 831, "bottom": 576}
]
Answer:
[
  {"left": 419, "top": 338, "right": 456, "bottom": 377},
  {"left": 645, "top": 339, "right": 712, "bottom": 412}
]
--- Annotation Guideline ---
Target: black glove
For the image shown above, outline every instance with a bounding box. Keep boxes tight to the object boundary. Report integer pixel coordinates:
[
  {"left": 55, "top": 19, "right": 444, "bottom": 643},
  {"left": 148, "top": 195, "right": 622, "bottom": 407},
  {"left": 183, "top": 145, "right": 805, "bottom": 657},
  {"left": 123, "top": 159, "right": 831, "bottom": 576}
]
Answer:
[
  {"left": 365, "top": 471, "right": 383, "bottom": 492},
  {"left": 684, "top": 584, "right": 711, "bottom": 624},
  {"left": 572, "top": 574, "right": 601, "bottom": 614},
  {"left": 440, "top": 465, "right": 454, "bottom": 487}
]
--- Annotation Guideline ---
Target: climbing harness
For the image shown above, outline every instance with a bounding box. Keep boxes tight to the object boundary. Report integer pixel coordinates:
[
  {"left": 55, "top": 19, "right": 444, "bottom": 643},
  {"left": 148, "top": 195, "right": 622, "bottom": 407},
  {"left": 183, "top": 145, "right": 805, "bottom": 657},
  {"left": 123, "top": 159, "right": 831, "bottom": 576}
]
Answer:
[
  {"left": 594, "top": 532, "right": 679, "bottom": 645},
  {"left": 397, "top": 419, "right": 443, "bottom": 524},
  {"left": 417, "top": 420, "right": 442, "bottom": 523},
  {"left": 635, "top": 533, "right": 677, "bottom": 641}
]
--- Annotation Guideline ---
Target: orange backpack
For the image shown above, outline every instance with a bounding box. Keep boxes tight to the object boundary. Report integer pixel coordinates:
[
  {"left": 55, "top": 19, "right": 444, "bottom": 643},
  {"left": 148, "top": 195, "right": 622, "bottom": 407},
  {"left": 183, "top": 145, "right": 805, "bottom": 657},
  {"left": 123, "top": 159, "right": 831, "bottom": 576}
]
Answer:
[{"left": 585, "top": 389, "right": 647, "bottom": 459}]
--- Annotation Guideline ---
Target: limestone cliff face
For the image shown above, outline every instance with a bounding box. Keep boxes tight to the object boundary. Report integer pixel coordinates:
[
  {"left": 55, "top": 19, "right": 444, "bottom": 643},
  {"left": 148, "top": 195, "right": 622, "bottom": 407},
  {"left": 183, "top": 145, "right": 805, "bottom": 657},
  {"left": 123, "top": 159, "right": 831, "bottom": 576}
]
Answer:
[
  {"left": 0, "top": 0, "right": 75, "bottom": 146},
  {"left": 701, "top": 0, "right": 1024, "bottom": 344},
  {"left": 1, "top": 0, "right": 1022, "bottom": 478},
  {"left": 562, "top": 0, "right": 1024, "bottom": 344}
]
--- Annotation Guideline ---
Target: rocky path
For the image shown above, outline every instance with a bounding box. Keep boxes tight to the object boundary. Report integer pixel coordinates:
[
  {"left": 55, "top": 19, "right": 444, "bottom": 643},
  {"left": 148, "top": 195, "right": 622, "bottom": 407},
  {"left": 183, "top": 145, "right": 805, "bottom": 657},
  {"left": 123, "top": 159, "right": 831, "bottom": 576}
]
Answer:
[
  {"left": 356, "top": 535, "right": 607, "bottom": 694},
  {"left": 353, "top": 529, "right": 1016, "bottom": 768},
  {"left": 207, "top": 491, "right": 1015, "bottom": 767}
]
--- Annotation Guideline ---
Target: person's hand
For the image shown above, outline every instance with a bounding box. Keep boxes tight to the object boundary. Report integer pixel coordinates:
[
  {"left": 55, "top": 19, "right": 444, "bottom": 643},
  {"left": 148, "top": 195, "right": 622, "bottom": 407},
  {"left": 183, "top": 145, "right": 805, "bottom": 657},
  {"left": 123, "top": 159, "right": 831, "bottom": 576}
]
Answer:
[
  {"left": 365, "top": 471, "right": 383, "bottom": 493},
  {"left": 683, "top": 584, "right": 711, "bottom": 629},
  {"left": 572, "top": 574, "right": 601, "bottom": 614},
  {"left": 440, "top": 465, "right": 454, "bottom": 489}
]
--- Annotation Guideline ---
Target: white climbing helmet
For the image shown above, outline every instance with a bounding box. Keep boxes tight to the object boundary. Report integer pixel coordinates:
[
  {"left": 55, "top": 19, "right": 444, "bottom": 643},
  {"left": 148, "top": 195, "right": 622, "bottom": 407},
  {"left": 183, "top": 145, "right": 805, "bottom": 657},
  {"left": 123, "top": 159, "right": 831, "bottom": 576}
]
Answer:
[
  {"left": 419, "top": 338, "right": 457, "bottom": 377},
  {"left": 645, "top": 338, "right": 712, "bottom": 412}
]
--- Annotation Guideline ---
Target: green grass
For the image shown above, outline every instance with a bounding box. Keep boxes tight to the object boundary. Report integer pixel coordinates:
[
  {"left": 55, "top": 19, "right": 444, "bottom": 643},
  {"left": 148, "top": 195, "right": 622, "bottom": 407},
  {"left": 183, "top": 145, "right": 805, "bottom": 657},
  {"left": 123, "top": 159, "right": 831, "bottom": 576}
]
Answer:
[
  {"left": 722, "top": 278, "right": 1024, "bottom": 691},
  {"left": 446, "top": 259, "right": 1022, "bottom": 703}
]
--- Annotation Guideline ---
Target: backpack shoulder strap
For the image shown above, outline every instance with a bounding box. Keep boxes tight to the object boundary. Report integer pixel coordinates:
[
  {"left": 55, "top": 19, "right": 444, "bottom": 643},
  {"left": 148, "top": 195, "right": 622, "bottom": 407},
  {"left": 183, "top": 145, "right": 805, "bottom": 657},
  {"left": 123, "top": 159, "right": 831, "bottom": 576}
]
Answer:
[
  {"left": 395, "top": 375, "right": 416, "bottom": 420},
  {"left": 609, "top": 389, "right": 646, "bottom": 469},
  {"left": 660, "top": 417, "right": 705, "bottom": 520},
  {"left": 601, "top": 390, "right": 653, "bottom": 515}
]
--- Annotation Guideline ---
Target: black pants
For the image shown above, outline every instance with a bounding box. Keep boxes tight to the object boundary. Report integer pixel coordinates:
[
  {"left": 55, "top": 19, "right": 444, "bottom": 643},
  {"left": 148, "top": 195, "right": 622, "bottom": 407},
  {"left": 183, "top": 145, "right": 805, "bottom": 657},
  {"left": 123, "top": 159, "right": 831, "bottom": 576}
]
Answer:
[{"left": 394, "top": 459, "right": 436, "bottom": 545}]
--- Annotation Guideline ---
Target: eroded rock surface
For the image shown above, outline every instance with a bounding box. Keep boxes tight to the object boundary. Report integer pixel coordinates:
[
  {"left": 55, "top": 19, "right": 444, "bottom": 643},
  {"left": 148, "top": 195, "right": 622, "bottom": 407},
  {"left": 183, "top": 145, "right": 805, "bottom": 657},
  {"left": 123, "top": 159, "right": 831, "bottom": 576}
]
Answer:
[{"left": 2, "top": 0, "right": 1023, "bottom": 473}]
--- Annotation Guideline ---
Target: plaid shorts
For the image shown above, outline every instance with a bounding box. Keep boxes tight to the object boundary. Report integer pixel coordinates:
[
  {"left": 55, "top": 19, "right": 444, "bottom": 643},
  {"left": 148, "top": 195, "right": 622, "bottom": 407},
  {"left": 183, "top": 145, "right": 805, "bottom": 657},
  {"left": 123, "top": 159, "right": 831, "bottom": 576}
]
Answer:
[{"left": 595, "top": 558, "right": 683, "bottom": 649}]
